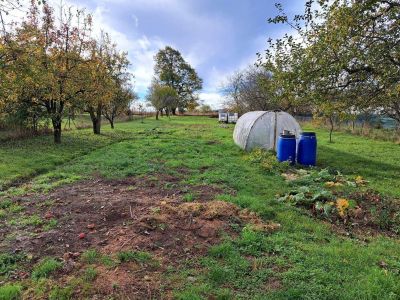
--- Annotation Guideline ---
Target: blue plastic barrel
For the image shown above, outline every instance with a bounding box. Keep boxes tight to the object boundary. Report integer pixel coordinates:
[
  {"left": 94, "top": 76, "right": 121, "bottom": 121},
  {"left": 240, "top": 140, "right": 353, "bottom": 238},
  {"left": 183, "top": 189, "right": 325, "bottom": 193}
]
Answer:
[
  {"left": 277, "top": 133, "right": 296, "bottom": 164},
  {"left": 297, "top": 132, "right": 317, "bottom": 166}
]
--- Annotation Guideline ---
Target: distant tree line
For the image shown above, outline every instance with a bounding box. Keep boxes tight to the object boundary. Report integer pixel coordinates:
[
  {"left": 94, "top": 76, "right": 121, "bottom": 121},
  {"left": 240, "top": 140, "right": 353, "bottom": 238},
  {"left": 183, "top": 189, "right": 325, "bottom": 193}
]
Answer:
[
  {"left": 0, "top": 1, "right": 136, "bottom": 143},
  {"left": 223, "top": 0, "right": 399, "bottom": 134}
]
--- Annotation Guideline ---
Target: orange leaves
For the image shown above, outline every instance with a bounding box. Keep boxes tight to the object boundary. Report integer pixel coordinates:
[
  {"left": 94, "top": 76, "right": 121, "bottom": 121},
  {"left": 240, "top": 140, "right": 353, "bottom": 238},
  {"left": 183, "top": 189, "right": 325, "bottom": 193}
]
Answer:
[{"left": 336, "top": 198, "right": 349, "bottom": 218}]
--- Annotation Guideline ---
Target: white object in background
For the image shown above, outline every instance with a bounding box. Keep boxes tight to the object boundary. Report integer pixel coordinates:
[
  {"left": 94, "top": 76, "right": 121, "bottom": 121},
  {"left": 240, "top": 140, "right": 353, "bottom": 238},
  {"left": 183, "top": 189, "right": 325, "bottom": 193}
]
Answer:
[
  {"left": 233, "top": 111, "right": 302, "bottom": 151},
  {"left": 218, "top": 112, "right": 228, "bottom": 123}
]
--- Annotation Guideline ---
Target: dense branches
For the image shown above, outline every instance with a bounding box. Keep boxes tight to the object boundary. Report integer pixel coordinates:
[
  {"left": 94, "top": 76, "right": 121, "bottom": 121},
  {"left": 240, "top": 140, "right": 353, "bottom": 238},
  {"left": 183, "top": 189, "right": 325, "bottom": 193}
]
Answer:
[
  {"left": 0, "top": 1, "right": 135, "bottom": 142},
  {"left": 258, "top": 0, "right": 400, "bottom": 127}
]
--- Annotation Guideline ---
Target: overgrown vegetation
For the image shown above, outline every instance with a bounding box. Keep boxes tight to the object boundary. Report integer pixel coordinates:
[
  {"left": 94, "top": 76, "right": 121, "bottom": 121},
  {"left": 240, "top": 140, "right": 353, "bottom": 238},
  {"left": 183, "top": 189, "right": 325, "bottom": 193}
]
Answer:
[{"left": 278, "top": 168, "right": 400, "bottom": 234}]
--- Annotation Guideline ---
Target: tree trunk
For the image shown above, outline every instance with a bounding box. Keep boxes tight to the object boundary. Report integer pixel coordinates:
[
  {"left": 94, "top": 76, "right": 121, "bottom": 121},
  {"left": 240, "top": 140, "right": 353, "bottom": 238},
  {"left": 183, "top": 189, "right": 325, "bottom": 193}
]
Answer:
[
  {"left": 52, "top": 117, "right": 62, "bottom": 144},
  {"left": 172, "top": 107, "right": 177, "bottom": 115},
  {"left": 89, "top": 104, "right": 102, "bottom": 134},
  {"left": 329, "top": 116, "right": 334, "bottom": 143},
  {"left": 156, "top": 110, "right": 159, "bottom": 120},
  {"left": 110, "top": 119, "right": 114, "bottom": 129},
  {"left": 92, "top": 118, "right": 101, "bottom": 134}
]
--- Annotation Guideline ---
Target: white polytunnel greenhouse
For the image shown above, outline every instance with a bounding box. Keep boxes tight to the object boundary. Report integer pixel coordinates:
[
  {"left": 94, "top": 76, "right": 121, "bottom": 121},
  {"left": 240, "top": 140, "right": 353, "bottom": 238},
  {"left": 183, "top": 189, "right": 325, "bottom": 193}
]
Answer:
[{"left": 233, "top": 111, "right": 302, "bottom": 151}]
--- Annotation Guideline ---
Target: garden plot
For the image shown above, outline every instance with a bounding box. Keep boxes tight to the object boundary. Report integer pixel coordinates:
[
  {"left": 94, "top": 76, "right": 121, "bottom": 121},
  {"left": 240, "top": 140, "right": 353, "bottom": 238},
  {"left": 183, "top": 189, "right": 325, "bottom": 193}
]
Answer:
[{"left": 0, "top": 175, "right": 279, "bottom": 299}]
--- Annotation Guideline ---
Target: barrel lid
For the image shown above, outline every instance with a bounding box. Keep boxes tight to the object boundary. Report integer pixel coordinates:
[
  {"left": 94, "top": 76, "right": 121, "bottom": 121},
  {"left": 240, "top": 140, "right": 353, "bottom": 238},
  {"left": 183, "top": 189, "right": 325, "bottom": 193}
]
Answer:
[
  {"left": 300, "top": 132, "right": 316, "bottom": 137},
  {"left": 280, "top": 133, "right": 296, "bottom": 138}
]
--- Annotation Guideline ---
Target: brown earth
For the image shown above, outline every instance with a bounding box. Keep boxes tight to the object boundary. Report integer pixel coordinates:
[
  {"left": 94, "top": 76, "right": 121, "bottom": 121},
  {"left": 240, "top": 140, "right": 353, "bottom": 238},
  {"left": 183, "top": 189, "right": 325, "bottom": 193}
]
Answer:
[{"left": 0, "top": 176, "right": 279, "bottom": 299}]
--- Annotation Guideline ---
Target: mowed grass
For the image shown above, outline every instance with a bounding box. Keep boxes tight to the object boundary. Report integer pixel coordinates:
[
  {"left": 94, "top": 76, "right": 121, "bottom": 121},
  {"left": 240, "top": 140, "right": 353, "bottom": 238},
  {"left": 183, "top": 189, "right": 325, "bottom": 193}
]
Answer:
[
  {"left": 0, "top": 124, "right": 144, "bottom": 190},
  {"left": 1, "top": 116, "right": 399, "bottom": 299}
]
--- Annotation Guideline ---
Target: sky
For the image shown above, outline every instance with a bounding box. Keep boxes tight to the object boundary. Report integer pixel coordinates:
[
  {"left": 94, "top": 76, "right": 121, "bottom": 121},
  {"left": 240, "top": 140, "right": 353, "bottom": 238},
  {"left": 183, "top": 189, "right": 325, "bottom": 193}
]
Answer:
[{"left": 18, "top": 0, "right": 306, "bottom": 109}]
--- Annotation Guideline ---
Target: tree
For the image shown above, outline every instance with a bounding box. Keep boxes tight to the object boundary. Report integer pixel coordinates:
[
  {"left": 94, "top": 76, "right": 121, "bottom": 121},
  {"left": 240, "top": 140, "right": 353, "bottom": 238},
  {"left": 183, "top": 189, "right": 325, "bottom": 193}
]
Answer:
[
  {"left": 146, "top": 82, "right": 178, "bottom": 120},
  {"left": 0, "top": 1, "right": 134, "bottom": 141},
  {"left": 102, "top": 44, "right": 135, "bottom": 129},
  {"left": 103, "top": 87, "right": 136, "bottom": 129},
  {"left": 16, "top": 2, "right": 93, "bottom": 143},
  {"left": 222, "top": 65, "right": 285, "bottom": 114},
  {"left": 260, "top": 0, "right": 400, "bottom": 137},
  {"left": 154, "top": 46, "right": 202, "bottom": 113},
  {"left": 81, "top": 33, "right": 117, "bottom": 134},
  {"left": 199, "top": 104, "right": 212, "bottom": 113}
]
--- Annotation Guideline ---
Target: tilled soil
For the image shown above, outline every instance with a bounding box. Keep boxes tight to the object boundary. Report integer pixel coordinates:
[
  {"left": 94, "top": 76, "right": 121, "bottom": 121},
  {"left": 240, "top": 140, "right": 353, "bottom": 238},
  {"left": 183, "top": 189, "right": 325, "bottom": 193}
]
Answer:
[{"left": 0, "top": 176, "right": 279, "bottom": 299}]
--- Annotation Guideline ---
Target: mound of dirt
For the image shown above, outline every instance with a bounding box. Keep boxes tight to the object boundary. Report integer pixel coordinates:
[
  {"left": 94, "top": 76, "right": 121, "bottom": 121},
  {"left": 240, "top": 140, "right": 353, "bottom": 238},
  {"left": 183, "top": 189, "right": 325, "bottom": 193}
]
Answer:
[{"left": 0, "top": 176, "right": 279, "bottom": 299}]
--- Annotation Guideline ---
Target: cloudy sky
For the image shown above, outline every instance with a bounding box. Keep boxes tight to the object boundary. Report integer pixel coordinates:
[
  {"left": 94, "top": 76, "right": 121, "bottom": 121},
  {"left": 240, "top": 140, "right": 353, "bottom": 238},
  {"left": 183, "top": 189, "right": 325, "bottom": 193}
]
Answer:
[{"left": 28, "top": 0, "right": 306, "bottom": 108}]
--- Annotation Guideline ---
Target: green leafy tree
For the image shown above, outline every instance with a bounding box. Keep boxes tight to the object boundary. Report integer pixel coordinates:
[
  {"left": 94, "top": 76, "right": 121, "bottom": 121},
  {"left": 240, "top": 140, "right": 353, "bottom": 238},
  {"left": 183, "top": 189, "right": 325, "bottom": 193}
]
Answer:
[
  {"left": 154, "top": 46, "right": 202, "bottom": 114},
  {"left": 261, "top": 0, "right": 400, "bottom": 136},
  {"left": 146, "top": 82, "right": 178, "bottom": 120}
]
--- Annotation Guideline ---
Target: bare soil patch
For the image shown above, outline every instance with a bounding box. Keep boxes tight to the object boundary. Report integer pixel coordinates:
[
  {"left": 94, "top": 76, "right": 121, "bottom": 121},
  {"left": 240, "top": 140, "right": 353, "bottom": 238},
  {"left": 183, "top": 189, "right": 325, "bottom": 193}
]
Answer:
[{"left": 0, "top": 176, "right": 278, "bottom": 299}]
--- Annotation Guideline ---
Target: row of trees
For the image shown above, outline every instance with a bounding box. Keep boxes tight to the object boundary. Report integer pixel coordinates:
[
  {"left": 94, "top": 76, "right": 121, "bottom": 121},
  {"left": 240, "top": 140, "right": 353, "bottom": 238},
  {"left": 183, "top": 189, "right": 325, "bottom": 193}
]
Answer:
[
  {"left": 0, "top": 1, "right": 136, "bottom": 143},
  {"left": 224, "top": 0, "right": 399, "bottom": 132},
  {"left": 146, "top": 46, "right": 203, "bottom": 117}
]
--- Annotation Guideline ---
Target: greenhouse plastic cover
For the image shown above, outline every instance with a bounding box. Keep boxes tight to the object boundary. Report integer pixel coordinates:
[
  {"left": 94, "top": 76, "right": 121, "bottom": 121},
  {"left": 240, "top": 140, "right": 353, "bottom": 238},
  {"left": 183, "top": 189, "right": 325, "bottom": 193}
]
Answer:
[{"left": 233, "top": 111, "right": 302, "bottom": 151}]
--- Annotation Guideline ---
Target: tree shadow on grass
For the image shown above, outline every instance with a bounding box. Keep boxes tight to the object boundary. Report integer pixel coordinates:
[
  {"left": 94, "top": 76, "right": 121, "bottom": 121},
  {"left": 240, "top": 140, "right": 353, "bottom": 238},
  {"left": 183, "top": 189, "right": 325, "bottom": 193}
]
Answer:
[{"left": 317, "top": 145, "right": 400, "bottom": 195}]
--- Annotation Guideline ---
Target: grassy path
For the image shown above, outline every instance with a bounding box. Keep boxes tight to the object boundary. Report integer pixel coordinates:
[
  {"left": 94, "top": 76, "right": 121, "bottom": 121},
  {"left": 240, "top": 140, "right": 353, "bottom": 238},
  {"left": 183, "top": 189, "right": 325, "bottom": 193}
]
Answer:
[{"left": 1, "top": 117, "right": 399, "bottom": 299}]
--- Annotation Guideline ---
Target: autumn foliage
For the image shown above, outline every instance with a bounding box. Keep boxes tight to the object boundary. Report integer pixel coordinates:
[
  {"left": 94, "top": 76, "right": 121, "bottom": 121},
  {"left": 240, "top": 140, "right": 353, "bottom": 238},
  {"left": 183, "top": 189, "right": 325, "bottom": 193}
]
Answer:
[{"left": 0, "top": 1, "right": 135, "bottom": 143}]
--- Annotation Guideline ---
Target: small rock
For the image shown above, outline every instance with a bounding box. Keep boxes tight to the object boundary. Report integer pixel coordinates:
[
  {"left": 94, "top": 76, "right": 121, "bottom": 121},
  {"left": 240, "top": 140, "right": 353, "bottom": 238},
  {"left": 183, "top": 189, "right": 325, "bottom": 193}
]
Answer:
[
  {"left": 78, "top": 233, "right": 86, "bottom": 239},
  {"left": 98, "top": 239, "right": 108, "bottom": 246},
  {"left": 87, "top": 224, "right": 96, "bottom": 230},
  {"left": 44, "top": 212, "right": 54, "bottom": 219},
  {"left": 379, "top": 261, "right": 388, "bottom": 268},
  {"left": 63, "top": 252, "right": 72, "bottom": 261},
  {"left": 144, "top": 275, "right": 151, "bottom": 281},
  {"left": 197, "top": 224, "right": 216, "bottom": 238},
  {"left": 187, "top": 276, "right": 196, "bottom": 282}
]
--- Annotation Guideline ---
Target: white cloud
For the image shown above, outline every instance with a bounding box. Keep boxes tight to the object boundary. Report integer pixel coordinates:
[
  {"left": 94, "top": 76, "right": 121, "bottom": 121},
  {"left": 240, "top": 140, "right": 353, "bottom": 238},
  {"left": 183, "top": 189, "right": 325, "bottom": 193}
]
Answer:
[{"left": 199, "top": 92, "right": 225, "bottom": 110}]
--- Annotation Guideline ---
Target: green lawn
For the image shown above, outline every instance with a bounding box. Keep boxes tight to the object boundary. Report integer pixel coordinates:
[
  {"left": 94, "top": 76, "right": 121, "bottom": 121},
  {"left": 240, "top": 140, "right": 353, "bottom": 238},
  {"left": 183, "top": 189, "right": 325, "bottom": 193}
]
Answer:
[{"left": 1, "top": 116, "right": 399, "bottom": 299}]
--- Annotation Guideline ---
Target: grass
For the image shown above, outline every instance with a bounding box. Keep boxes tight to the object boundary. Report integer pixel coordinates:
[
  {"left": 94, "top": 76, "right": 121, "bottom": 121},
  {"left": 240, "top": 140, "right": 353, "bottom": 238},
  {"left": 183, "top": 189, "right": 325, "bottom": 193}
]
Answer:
[
  {"left": 0, "top": 127, "right": 135, "bottom": 191},
  {"left": 81, "top": 249, "right": 101, "bottom": 264},
  {"left": 0, "top": 116, "right": 399, "bottom": 299},
  {"left": 31, "top": 258, "right": 62, "bottom": 280},
  {"left": 0, "top": 253, "right": 25, "bottom": 277},
  {"left": 303, "top": 124, "right": 400, "bottom": 197},
  {"left": 83, "top": 267, "right": 98, "bottom": 282},
  {"left": 0, "top": 284, "right": 22, "bottom": 300},
  {"left": 117, "top": 250, "right": 153, "bottom": 264}
]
